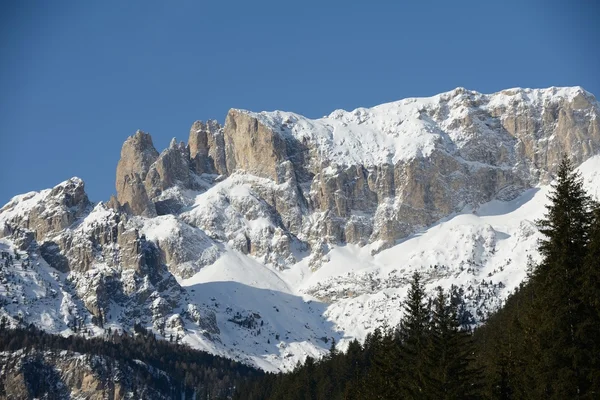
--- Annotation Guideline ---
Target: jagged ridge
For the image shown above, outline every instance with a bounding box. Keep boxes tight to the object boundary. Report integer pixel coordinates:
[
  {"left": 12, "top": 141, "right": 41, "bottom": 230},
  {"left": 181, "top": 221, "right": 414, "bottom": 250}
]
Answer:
[{"left": 0, "top": 86, "right": 599, "bottom": 372}]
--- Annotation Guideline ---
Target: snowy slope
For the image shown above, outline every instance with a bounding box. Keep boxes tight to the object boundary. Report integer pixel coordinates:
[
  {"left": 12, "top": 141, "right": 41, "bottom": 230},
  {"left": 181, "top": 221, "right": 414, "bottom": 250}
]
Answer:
[
  {"left": 239, "top": 86, "right": 595, "bottom": 166},
  {"left": 178, "top": 156, "right": 600, "bottom": 365},
  {"left": 0, "top": 240, "right": 89, "bottom": 335},
  {"left": 1, "top": 156, "right": 599, "bottom": 371},
  {"left": 295, "top": 156, "right": 600, "bottom": 348},
  {"left": 1, "top": 86, "right": 599, "bottom": 372}
]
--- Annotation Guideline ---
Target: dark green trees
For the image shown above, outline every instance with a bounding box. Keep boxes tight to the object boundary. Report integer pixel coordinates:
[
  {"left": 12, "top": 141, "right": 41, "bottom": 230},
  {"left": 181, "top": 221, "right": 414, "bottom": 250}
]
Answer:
[
  {"left": 396, "top": 272, "right": 430, "bottom": 399},
  {"left": 581, "top": 205, "right": 600, "bottom": 393},
  {"left": 237, "top": 156, "right": 600, "bottom": 400},
  {"left": 530, "top": 156, "right": 597, "bottom": 398},
  {"left": 365, "top": 273, "right": 480, "bottom": 400},
  {"left": 476, "top": 155, "right": 600, "bottom": 399},
  {"left": 425, "top": 287, "right": 479, "bottom": 399}
]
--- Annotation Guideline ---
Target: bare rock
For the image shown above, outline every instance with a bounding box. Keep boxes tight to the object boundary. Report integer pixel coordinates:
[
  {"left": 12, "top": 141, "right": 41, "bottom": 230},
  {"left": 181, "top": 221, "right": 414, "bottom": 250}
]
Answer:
[
  {"left": 223, "top": 109, "right": 289, "bottom": 182},
  {"left": 145, "top": 138, "right": 192, "bottom": 198},
  {"left": 0, "top": 177, "right": 90, "bottom": 244},
  {"left": 189, "top": 120, "right": 227, "bottom": 175},
  {"left": 115, "top": 130, "right": 159, "bottom": 217}
]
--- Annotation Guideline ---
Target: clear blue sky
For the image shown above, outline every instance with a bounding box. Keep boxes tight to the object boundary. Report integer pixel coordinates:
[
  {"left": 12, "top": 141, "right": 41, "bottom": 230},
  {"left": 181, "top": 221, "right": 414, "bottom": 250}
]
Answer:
[{"left": 1, "top": 0, "right": 598, "bottom": 204}]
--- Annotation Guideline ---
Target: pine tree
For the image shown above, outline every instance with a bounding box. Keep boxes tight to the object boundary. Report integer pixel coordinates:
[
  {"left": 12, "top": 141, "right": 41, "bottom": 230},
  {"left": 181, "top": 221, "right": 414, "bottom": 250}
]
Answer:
[
  {"left": 397, "top": 272, "right": 430, "bottom": 399},
  {"left": 362, "top": 328, "right": 393, "bottom": 399},
  {"left": 342, "top": 339, "right": 366, "bottom": 398},
  {"left": 531, "top": 155, "right": 595, "bottom": 397},
  {"left": 578, "top": 203, "right": 600, "bottom": 396},
  {"left": 425, "top": 287, "right": 480, "bottom": 399},
  {"left": 582, "top": 204, "right": 600, "bottom": 314},
  {"left": 328, "top": 337, "right": 338, "bottom": 358},
  {"left": 301, "top": 356, "right": 317, "bottom": 400}
]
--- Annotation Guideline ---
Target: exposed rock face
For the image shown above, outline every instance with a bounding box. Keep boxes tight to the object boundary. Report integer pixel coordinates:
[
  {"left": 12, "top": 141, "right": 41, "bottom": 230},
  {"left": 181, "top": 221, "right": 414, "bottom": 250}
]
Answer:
[
  {"left": 116, "top": 122, "right": 227, "bottom": 218},
  {"left": 115, "top": 130, "right": 159, "bottom": 217},
  {"left": 212, "top": 87, "right": 600, "bottom": 255},
  {"left": 2, "top": 86, "right": 599, "bottom": 281},
  {"left": 223, "top": 109, "right": 290, "bottom": 183},
  {"left": 0, "top": 350, "right": 173, "bottom": 399},
  {"left": 0, "top": 86, "right": 599, "bottom": 374},
  {"left": 493, "top": 88, "right": 600, "bottom": 181},
  {"left": 145, "top": 139, "right": 192, "bottom": 198},
  {"left": 189, "top": 120, "right": 227, "bottom": 176},
  {"left": 0, "top": 177, "right": 90, "bottom": 245},
  {"left": 0, "top": 183, "right": 185, "bottom": 324},
  {"left": 108, "top": 86, "right": 600, "bottom": 268}
]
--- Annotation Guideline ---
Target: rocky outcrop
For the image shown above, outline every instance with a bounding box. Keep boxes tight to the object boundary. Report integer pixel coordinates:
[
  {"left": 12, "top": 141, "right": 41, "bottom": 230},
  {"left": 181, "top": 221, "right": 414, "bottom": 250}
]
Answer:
[
  {"left": 116, "top": 123, "right": 228, "bottom": 218},
  {"left": 145, "top": 139, "right": 192, "bottom": 197},
  {"left": 115, "top": 130, "right": 159, "bottom": 217},
  {"left": 491, "top": 88, "right": 600, "bottom": 181},
  {"left": 0, "top": 179, "right": 185, "bottom": 329},
  {"left": 4, "top": 87, "right": 599, "bottom": 275},
  {"left": 189, "top": 120, "right": 227, "bottom": 176},
  {"left": 106, "top": 86, "right": 600, "bottom": 269},
  {"left": 0, "top": 177, "right": 90, "bottom": 244},
  {"left": 223, "top": 109, "right": 290, "bottom": 183},
  {"left": 0, "top": 86, "right": 598, "bottom": 368},
  {"left": 212, "top": 87, "right": 600, "bottom": 255}
]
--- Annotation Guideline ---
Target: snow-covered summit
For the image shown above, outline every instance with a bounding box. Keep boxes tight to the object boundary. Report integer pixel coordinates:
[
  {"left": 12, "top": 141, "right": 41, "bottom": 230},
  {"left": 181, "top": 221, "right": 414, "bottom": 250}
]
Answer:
[{"left": 234, "top": 86, "right": 598, "bottom": 166}]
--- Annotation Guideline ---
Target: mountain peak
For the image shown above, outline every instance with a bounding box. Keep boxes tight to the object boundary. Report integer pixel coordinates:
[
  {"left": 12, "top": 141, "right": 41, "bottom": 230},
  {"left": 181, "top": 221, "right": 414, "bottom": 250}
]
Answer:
[{"left": 2, "top": 86, "right": 599, "bottom": 372}]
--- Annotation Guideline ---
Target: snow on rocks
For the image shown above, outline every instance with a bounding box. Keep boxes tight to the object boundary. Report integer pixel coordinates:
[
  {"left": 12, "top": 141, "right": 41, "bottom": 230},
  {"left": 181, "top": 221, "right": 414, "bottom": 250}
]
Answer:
[{"left": 1, "top": 87, "right": 600, "bottom": 372}]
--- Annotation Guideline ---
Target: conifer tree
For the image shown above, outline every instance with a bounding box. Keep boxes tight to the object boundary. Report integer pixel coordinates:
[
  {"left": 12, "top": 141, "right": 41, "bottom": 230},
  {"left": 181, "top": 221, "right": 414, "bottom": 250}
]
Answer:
[
  {"left": 397, "top": 272, "right": 430, "bottom": 399},
  {"left": 582, "top": 204, "right": 600, "bottom": 313},
  {"left": 578, "top": 203, "right": 600, "bottom": 395},
  {"left": 328, "top": 337, "right": 338, "bottom": 358},
  {"left": 425, "top": 287, "right": 480, "bottom": 399},
  {"left": 532, "top": 155, "right": 594, "bottom": 397},
  {"left": 365, "top": 328, "right": 399, "bottom": 399}
]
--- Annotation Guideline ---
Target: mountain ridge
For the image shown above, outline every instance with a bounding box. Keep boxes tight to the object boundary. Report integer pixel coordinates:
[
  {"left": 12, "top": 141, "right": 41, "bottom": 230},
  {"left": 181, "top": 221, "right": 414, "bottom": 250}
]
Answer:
[{"left": 0, "top": 86, "right": 599, "bottom": 372}]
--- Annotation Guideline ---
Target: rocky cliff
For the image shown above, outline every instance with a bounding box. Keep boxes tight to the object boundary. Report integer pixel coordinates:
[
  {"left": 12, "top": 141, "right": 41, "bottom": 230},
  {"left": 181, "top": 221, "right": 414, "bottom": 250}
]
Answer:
[
  {"left": 116, "top": 86, "right": 600, "bottom": 265},
  {"left": 1, "top": 86, "right": 599, "bottom": 372}
]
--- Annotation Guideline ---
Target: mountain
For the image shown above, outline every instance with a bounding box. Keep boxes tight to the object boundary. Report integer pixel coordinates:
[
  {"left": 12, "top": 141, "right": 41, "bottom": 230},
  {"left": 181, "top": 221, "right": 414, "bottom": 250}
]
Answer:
[{"left": 1, "top": 86, "right": 599, "bottom": 375}]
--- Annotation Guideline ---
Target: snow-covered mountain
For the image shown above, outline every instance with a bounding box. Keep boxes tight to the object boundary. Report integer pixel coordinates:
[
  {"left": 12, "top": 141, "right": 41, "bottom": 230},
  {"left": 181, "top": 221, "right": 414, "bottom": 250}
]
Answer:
[{"left": 1, "top": 86, "right": 599, "bottom": 371}]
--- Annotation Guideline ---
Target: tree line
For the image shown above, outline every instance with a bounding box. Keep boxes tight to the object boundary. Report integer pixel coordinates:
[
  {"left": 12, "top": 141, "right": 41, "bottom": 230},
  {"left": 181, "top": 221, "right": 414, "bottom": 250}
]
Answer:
[{"left": 0, "top": 320, "right": 262, "bottom": 399}]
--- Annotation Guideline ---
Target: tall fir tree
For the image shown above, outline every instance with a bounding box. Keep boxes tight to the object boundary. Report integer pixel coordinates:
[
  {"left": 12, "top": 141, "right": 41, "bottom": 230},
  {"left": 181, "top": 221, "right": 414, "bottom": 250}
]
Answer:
[
  {"left": 364, "top": 328, "right": 400, "bottom": 399},
  {"left": 425, "top": 287, "right": 481, "bottom": 399},
  {"left": 532, "top": 155, "right": 594, "bottom": 398},
  {"left": 397, "top": 272, "right": 430, "bottom": 399},
  {"left": 578, "top": 203, "right": 600, "bottom": 396}
]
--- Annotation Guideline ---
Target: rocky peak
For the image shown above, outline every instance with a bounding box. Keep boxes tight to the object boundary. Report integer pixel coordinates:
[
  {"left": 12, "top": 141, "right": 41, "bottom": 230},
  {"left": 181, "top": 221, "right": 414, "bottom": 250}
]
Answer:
[
  {"left": 0, "top": 177, "right": 90, "bottom": 246},
  {"left": 115, "top": 130, "right": 159, "bottom": 217},
  {"left": 110, "top": 86, "right": 600, "bottom": 264},
  {"left": 145, "top": 138, "right": 192, "bottom": 200},
  {"left": 118, "top": 130, "right": 159, "bottom": 176},
  {"left": 188, "top": 119, "right": 227, "bottom": 176},
  {"left": 1, "top": 86, "right": 600, "bottom": 373}
]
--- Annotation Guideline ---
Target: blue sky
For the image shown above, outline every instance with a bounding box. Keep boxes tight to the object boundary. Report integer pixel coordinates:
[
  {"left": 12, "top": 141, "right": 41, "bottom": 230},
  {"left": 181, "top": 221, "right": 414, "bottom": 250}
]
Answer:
[{"left": 1, "top": 0, "right": 598, "bottom": 204}]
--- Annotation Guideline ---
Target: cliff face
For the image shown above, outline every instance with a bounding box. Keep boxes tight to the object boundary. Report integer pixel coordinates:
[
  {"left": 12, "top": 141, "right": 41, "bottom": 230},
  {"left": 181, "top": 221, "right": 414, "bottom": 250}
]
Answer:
[
  {"left": 111, "top": 86, "right": 600, "bottom": 265},
  {"left": 115, "top": 130, "right": 159, "bottom": 217},
  {"left": 1, "top": 86, "right": 599, "bottom": 372}
]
